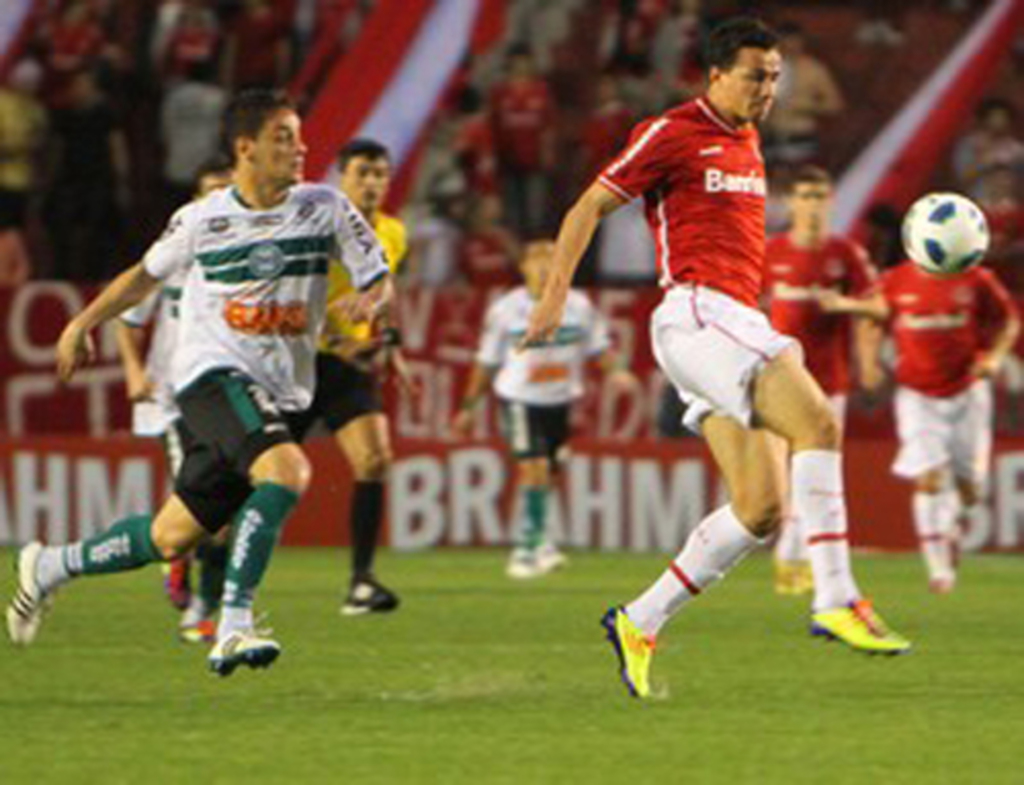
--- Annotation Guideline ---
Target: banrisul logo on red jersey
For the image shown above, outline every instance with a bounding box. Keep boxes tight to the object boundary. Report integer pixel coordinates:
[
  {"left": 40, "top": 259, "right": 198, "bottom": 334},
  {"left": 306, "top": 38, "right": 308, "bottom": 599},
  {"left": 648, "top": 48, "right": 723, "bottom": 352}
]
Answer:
[{"left": 704, "top": 168, "right": 766, "bottom": 196}]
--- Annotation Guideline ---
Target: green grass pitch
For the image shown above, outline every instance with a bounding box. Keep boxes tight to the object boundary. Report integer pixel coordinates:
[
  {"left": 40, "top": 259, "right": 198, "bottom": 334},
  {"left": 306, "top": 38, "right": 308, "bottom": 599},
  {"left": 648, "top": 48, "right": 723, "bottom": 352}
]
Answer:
[{"left": 1, "top": 549, "right": 1021, "bottom": 784}]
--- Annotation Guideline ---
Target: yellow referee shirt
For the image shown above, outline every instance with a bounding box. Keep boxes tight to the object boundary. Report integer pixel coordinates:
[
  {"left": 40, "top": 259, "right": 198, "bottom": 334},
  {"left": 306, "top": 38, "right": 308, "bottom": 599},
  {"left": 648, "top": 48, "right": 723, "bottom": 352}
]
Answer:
[{"left": 320, "top": 211, "right": 407, "bottom": 347}]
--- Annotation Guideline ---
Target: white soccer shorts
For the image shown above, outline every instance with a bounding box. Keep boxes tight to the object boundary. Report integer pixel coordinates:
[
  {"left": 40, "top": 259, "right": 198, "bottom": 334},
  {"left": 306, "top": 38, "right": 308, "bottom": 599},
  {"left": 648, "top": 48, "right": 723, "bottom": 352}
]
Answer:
[
  {"left": 652, "top": 285, "right": 798, "bottom": 433},
  {"left": 892, "top": 380, "right": 993, "bottom": 486}
]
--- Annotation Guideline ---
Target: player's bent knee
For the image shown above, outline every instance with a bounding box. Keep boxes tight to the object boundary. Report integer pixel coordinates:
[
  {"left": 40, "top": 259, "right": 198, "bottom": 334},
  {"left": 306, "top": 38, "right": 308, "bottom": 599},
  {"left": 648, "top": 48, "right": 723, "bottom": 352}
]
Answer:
[
  {"left": 355, "top": 449, "right": 393, "bottom": 481},
  {"left": 800, "top": 406, "right": 841, "bottom": 451},
  {"left": 252, "top": 446, "right": 313, "bottom": 495}
]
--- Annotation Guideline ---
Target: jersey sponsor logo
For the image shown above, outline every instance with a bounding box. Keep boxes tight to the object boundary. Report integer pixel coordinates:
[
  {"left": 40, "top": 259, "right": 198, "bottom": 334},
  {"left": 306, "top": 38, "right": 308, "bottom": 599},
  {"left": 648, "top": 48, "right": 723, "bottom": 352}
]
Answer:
[
  {"left": 698, "top": 145, "right": 723, "bottom": 157},
  {"left": 704, "top": 168, "right": 766, "bottom": 197},
  {"left": 528, "top": 362, "right": 571, "bottom": 384},
  {"left": 899, "top": 312, "right": 969, "bottom": 330},
  {"left": 208, "top": 217, "right": 231, "bottom": 233},
  {"left": 223, "top": 299, "right": 309, "bottom": 336},
  {"left": 251, "top": 214, "right": 285, "bottom": 228},
  {"left": 247, "top": 242, "right": 286, "bottom": 279}
]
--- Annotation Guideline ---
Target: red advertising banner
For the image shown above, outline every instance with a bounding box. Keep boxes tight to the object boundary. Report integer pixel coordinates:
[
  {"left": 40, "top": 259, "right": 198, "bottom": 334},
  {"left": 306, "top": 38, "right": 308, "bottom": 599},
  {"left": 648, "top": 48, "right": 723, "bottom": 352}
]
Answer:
[
  {"left": 3, "top": 434, "right": 1024, "bottom": 553},
  {"left": 3, "top": 282, "right": 1024, "bottom": 553}
]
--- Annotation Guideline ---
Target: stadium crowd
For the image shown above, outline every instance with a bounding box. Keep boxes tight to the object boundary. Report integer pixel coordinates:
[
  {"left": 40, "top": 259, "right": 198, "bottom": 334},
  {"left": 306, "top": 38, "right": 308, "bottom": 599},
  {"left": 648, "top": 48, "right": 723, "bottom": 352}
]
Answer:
[{"left": 0, "top": 0, "right": 1020, "bottom": 290}]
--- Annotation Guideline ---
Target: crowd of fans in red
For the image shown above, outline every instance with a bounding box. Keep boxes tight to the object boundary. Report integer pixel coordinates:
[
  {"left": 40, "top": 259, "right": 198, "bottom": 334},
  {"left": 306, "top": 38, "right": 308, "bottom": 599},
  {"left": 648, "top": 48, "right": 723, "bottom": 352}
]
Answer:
[{"left": 0, "top": 0, "right": 1020, "bottom": 292}]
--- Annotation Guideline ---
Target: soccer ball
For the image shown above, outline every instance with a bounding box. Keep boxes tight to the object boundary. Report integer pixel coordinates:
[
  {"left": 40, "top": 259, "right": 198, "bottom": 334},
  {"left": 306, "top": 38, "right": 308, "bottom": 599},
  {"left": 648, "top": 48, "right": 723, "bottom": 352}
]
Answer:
[{"left": 901, "top": 192, "right": 990, "bottom": 275}]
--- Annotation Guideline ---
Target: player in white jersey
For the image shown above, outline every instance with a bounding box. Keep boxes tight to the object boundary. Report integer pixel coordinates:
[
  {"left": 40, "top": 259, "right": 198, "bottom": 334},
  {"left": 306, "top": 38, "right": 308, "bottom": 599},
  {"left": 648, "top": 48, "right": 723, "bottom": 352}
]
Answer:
[
  {"left": 116, "top": 158, "right": 234, "bottom": 642},
  {"left": 7, "top": 90, "right": 391, "bottom": 676},
  {"left": 453, "top": 241, "right": 636, "bottom": 577}
]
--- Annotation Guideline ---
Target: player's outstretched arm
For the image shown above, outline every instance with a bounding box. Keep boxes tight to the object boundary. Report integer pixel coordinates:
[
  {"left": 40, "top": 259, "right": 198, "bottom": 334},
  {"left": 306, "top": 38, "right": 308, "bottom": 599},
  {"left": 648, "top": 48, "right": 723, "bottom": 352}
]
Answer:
[
  {"left": 817, "top": 290, "right": 889, "bottom": 320},
  {"left": 451, "top": 363, "right": 496, "bottom": 438},
  {"left": 115, "top": 320, "right": 155, "bottom": 402},
  {"left": 972, "top": 311, "right": 1021, "bottom": 379},
  {"left": 522, "top": 183, "right": 625, "bottom": 347},
  {"left": 57, "top": 262, "right": 160, "bottom": 382},
  {"left": 854, "top": 318, "right": 886, "bottom": 393}
]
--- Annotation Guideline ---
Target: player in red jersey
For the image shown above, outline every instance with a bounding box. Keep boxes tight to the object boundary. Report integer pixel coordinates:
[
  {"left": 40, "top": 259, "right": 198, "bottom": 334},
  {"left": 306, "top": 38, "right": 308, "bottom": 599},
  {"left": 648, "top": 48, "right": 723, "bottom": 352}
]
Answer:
[
  {"left": 524, "top": 18, "right": 911, "bottom": 699},
  {"left": 763, "top": 165, "right": 878, "bottom": 595},
  {"left": 820, "top": 260, "right": 1019, "bottom": 593}
]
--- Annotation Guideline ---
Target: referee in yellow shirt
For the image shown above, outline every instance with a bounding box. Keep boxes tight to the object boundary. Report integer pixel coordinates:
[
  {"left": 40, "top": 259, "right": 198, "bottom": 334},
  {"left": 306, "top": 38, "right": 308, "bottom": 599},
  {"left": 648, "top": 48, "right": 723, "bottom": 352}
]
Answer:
[{"left": 296, "top": 139, "right": 407, "bottom": 614}]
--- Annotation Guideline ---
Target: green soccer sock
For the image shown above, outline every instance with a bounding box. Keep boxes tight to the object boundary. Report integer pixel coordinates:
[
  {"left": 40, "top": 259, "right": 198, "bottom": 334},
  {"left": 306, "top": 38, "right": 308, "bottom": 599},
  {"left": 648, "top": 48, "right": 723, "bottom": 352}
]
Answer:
[
  {"left": 522, "top": 486, "right": 549, "bottom": 552},
  {"left": 197, "top": 539, "right": 229, "bottom": 612},
  {"left": 222, "top": 483, "right": 300, "bottom": 613},
  {"left": 64, "top": 514, "right": 160, "bottom": 577}
]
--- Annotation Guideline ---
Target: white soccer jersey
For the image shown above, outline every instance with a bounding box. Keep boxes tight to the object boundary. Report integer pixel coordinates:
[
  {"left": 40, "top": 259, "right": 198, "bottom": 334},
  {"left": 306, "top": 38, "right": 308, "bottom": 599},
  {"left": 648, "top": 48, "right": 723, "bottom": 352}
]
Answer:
[
  {"left": 143, "top": 183, "right": 388, "bottom": 411},
  {"left": 477, "top": 287, "right": 610, "bottom": 406},
  {"left": 120, "top": 267, "right": 188, "bottom": 437}
]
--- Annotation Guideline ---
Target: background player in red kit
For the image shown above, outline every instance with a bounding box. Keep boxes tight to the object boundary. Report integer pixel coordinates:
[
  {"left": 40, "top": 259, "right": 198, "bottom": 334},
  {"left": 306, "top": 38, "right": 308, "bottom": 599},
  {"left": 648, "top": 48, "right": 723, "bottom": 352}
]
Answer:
[
  {"left": 525, "top": 18, "right": 911, "bottom": 700},
  {"left": 763, "top": 165, "right": 878, "bottom": 595},
  {"left": 821, "top": 260, "right": 1019, "bottom": 593}
]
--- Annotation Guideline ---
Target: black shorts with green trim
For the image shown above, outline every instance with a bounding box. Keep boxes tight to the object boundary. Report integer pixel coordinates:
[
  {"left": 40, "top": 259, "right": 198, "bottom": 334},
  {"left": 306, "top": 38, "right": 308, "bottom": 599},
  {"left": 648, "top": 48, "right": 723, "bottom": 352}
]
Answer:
[
  {"left": 291, "top": 352, "right": 382, "bottom": 439},
  {"left": 174, "top": 369, "right": 304, "bottom": 533},
  {"left": 497, "top": 399, "right": 571, "bottom": 463}
]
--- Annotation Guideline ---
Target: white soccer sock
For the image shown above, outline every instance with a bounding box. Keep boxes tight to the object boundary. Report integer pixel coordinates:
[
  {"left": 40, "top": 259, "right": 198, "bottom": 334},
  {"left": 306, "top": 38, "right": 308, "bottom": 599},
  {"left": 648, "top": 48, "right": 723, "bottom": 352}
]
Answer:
[
  {"left": 217, "top": 606, "right": 254, "bottom": 641},
  {"left": 913, "top": 491, "right": 956, "bottom": 581},
  {"left": 625, "top": 505, "right": 760, "bottom": 637},
  {"left": 792, "top": 450, "right": 861, "bottom": 611},
  {"left": 34, "top": 545, "right": 75, "bottom": 594},
  {"left": 773, "top": 513, "right": 807, "bottom": 563}
]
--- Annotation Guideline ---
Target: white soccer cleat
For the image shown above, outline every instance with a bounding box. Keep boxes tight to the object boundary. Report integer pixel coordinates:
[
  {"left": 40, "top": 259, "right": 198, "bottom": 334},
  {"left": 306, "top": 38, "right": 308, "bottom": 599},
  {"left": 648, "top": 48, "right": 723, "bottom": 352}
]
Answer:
[
  {"left": 535, "top": 542, "right": 568, "bottom": 574},
  {"left": 6, "top": 542, "right": 50, "bottom": 646},
  {"left": 506, "top": 548, "right": 543, "bottom": 580},
  {"left": 208, "top": 630, "right": 281, "bottom": 677}
]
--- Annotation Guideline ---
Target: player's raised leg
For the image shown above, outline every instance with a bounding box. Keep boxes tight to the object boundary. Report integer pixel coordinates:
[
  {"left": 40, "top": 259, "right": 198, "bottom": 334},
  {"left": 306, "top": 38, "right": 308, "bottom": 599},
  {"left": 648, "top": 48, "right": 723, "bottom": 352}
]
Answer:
[
  {"left": 7, "top": 495, "right": 206, "bottom": 645},
  {"left": 610, "top": 417, "right": 783, "bottom": 697},
  {"left": 753, "top": 348, "right": 910, "bottom": 654}
]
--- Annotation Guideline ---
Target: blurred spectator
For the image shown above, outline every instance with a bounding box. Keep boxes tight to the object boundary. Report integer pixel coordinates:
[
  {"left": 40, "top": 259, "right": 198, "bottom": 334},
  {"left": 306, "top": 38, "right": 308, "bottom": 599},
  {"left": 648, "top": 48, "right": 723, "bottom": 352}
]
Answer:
[
  {"left": 452, "top": 87, "right": 498, "bottom": 196},
  {"left": 763, "top": 22, "right": 844, "bottom": 166},
  {"left": 977, "top": 164, "right": 1024, "bottom": 291},
  {"left": 604, "top": 0, "right": 667, "bottom": 74},
  {"left": 458, "top": 194, "right": 520, "bottom": 287},
  {"left": 160, "top": 60, "right": 227, "bottom": 209},
  {"left": 0, "top": 61, "right": 47, "bottom": 286},
  {"left": 651, "top": 0, "right": 703, "bottom": 99},
  {"left": 855, "top": 0, "right": 906, "bottom": 48},
  {"left": 580, "top": 73, "right": 633, "bottom": 181},
  {"left": 488, "top": 45, "right": 555, "bottom": 237},
  {"left": 406, "top": 195, "right": 465, "bottom": 287},
  {"left": 953, "top": 99, "right": 1024, "bottom": 199},
  {"left": 44, "top": 70, "right": 129, "bottom": 281},
  {"left": 151, "top": 0, "right": 221, "bottom": 85},
  {"left": 222, "top": 0, "right": 292, "bottom": 89},
  {"left": 38, "top": 0, "right": 113, "bottom": 109}
]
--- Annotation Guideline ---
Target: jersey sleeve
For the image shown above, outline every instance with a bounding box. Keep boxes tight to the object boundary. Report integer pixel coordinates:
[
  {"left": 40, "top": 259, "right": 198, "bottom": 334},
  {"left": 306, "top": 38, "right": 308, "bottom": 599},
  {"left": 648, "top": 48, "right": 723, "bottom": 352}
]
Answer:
[
  {"left": 142, "top": 203, "right": 198, "bottom": 280},
  {"left": 844, "top": 240, "right": 877, "bottom": 295},
  {"left": 332, "top": 190, "right": 390, "bottom": 290},
  {"left": 597, "top": 117, "right": 679, "bottom": 201},
  {"left": 475, "top": 300, "right": 509, "bottom": 367},
  {"left": 120, "top": 290, "right": 160, "bottom": 328}
]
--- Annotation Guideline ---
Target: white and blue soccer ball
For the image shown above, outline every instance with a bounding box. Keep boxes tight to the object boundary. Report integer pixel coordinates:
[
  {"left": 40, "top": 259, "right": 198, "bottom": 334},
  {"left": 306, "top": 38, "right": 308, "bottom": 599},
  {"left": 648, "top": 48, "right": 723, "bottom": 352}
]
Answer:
[{"left": 901, "top": 192, "right": 990, "bottom": 275}]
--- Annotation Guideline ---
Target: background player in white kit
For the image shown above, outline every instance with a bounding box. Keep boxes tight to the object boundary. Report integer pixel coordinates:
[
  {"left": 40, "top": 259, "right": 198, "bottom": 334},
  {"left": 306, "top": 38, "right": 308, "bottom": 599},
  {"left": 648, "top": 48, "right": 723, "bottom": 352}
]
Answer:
[
  {"left": 8, "top": 90, "right": 391, "bottom": 676},
  {"left": 453, "top": 241, "right": 635, "bottom": 578},
  {"left": 116, "top": 157, "right": 233, "bottom": 642},
  {"left": 524, "top": 18, "right": 911, "bottom": 699},
  {"left": 819, "top": 253, "right": 1019, "bottom": 593}
]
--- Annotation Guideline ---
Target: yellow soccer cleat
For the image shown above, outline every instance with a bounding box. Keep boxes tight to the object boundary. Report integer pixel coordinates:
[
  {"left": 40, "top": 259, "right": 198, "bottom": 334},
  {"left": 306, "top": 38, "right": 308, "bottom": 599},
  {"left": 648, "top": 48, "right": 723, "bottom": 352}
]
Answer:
[
  {"left": 774, "top": 560, "right": 814, "bottom": 596},
  {"left": 811, "top": 599, "right": 912, "bottom": 656},
  {"left": 601, "top": 606, "right": 655, "bottom": 698}
]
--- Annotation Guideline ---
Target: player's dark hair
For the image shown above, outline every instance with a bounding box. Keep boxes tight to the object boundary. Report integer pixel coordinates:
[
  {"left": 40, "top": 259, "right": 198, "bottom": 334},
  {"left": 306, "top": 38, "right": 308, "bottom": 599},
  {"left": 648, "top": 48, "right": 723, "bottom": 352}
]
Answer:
[
  {"left": 222, "top": 89, "right": 295, "bottom": 162},
  {"left": 789, "top": 164, "right": 832, "bottom": 191},
  {"left": 976, "top": 97, "right": 1015, "bottom": 122},
  {"left": 705, "top": 17, "right": 780, "bottom": 71},
  {"left": 337, "top": 138, "right": 391, "bottom": 171}
]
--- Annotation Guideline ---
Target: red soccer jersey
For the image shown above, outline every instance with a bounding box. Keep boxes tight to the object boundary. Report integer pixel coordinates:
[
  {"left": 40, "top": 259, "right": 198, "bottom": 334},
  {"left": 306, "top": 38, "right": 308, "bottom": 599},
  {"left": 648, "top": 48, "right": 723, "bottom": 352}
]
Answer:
[
  {"left": 765, "top": 235, "right": 876, "bottom": 394},
  {"left": 879, "top": 262, "right": 1018, "bottom": 397},
  {"left": 489, "top": 79, "right": 555, "bottom": 172},
  {"left": 599, "top": 97, "right": 766, "bottom": 307}
]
